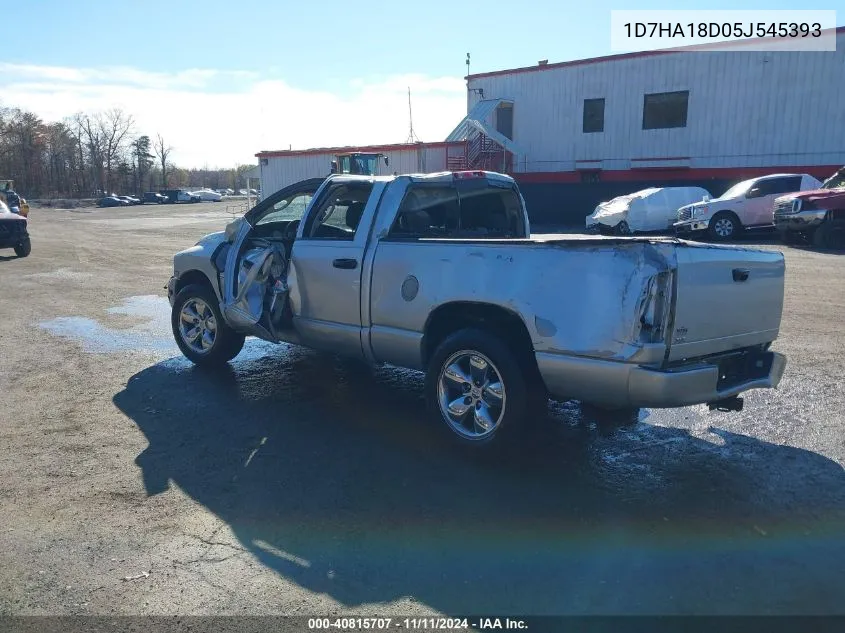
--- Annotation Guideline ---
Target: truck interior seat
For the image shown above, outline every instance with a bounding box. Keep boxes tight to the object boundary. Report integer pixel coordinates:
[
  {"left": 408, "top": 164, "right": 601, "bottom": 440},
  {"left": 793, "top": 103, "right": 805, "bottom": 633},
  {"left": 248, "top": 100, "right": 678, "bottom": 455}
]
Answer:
[{"left": 345, "top": 202, "right": 366, "bottom": 232}]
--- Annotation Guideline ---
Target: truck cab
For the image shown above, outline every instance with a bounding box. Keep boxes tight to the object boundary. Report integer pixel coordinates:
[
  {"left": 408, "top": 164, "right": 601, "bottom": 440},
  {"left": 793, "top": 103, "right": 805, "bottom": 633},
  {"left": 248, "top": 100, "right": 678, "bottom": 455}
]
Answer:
[{"left": 0, "top": 180, "right": 30, "bottom": 218}]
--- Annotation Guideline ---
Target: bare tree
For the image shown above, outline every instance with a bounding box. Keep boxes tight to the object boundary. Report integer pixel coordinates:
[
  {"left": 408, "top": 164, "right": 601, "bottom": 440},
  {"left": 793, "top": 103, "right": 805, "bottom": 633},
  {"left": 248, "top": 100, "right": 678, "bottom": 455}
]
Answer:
[
  {"left": 98, "top": 109, "right": 134, "bottom": 194},
  {"left": 77, "top": 113, "right": 106, "bottom": 194},
  {"left": 66, "top": 113, "right": 90, "bottom": 195},
  {"left": 0, "top": 101, "right": 240, "bottom": 198},
  {"left": 153, "top": 134, "right": 172, "bottom": 188}
]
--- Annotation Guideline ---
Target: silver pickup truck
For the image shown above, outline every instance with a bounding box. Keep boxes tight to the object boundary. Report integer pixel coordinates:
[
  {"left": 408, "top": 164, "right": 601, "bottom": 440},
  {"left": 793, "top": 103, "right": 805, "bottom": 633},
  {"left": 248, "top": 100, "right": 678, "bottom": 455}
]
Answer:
[{"left": 167, "top": 171, "right": 787, "bottom": 447}]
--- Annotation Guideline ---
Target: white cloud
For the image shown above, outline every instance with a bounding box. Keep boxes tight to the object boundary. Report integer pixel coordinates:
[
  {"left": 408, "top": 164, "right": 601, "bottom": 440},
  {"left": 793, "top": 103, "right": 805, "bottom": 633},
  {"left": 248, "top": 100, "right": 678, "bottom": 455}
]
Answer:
[{"left": 0, "top": 63, "right": 467, "bottom": 168}]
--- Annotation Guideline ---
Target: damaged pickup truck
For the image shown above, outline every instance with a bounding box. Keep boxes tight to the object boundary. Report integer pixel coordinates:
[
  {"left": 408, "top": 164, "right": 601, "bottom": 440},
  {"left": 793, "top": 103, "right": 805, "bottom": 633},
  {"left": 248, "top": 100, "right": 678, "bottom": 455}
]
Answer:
[{"left": 167, "top": 170, "right": 787, "bottom": 447}]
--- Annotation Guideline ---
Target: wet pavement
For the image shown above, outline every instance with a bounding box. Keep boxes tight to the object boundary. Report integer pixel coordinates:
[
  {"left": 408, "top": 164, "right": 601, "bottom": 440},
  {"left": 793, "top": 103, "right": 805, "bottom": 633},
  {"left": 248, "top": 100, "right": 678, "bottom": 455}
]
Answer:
[{"left": 1, "top": 202, "right": 844, "bottom": 617}]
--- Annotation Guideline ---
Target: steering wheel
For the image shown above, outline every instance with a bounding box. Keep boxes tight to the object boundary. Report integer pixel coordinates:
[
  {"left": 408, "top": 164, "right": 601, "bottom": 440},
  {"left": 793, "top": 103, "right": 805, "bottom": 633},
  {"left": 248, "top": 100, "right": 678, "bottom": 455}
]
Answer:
[{"left": 282, "top": 219, "right": 300, "bottom": 241}]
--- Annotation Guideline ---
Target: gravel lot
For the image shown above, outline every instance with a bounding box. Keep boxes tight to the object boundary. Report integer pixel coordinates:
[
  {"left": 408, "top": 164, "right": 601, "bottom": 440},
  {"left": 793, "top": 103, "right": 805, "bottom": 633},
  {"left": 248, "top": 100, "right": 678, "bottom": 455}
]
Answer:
[{"left": 0, "top": 202, "right": 843, "bottom": 617}]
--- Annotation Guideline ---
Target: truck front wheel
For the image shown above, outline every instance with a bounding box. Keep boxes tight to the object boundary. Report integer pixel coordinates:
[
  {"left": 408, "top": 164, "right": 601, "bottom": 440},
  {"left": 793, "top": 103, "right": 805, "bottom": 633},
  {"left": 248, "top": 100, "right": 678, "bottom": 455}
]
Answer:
[
  {"left": 708, "top": 212, "right": 741, "bottom": 241},
  {"left": 171, "top": 284, "right": 245, "bottom": 366},
  {"left": 14, "top": 237, "right": 31, "bottom": 257},
  {"left": 425, "top": 328, "right": 531, "bottom": 447}
]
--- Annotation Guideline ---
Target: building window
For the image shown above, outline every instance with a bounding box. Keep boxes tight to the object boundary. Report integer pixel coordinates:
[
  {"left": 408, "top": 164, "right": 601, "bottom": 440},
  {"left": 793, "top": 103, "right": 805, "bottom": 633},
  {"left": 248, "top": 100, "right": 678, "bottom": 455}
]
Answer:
[
  {"left": 582, "top": 98, "right": 605, "bottom": 133},
  {"left": 642, "top": 91, "right": 689, "bottom": 130},
  {"left": 496, "top": 104, "right": 514, "bottom": 140}
]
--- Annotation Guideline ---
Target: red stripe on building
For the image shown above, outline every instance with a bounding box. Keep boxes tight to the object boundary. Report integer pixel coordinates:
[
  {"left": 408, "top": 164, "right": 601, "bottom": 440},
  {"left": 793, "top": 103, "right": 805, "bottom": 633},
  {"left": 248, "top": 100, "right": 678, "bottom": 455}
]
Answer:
[
  {"left": 630, "top": 156, "right": 691, "bottom": 162},
  {"left": 515, "top": 164, "right": 841, "bottom": 184}
]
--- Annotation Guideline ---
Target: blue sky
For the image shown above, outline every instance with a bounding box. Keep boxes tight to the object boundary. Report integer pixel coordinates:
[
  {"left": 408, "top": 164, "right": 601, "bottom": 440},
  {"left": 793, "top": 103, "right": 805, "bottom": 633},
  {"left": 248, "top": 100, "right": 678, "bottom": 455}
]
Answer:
[{"left": 3, "top": 0, "right": 841, "bottom": 166}]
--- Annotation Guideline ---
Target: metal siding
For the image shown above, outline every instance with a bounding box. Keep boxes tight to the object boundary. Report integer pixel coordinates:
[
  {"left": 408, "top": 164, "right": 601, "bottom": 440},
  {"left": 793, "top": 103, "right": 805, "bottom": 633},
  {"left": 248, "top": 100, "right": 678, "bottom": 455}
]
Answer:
[
  {"left": 260, "top": 147, "right": 453, "bottom": 196},
  {"left": 468, "top": 33, "right": 845, "bottom": 173}
]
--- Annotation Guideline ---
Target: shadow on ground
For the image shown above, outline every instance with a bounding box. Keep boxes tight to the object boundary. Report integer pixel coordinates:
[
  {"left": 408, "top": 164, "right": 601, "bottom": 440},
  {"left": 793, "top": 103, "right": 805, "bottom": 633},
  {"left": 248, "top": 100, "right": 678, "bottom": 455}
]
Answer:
[{"left": 113, "top": 345, "right": 845, "bottom": 615}]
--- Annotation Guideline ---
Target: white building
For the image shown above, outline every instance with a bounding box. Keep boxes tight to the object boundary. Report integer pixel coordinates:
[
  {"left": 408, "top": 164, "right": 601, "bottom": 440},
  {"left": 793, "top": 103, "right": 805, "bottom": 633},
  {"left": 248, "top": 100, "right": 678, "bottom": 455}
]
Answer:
[
  {"left": 256, "top": 142, "right": 467, "bottom": 202},
  {"left": 460, "top": 27, "right": 845, "bottom": 222},
  {"left": 257, "top": 27, "right": 844, "bottom": 224}
]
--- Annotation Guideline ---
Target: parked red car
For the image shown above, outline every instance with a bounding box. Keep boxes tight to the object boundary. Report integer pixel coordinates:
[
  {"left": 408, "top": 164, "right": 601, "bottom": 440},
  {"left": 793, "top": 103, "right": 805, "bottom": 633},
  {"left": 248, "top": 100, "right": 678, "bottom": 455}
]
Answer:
[{"left": 774, "top": 167, "right": 845, "bottom": 249}]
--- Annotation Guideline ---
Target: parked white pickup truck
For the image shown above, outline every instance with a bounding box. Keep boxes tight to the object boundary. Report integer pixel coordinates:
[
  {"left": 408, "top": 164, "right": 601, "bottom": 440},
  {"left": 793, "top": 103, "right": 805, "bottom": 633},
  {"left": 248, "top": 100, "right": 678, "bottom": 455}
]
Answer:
[{"left": 167, "top": 171, "right": 787, "bottom": 447}]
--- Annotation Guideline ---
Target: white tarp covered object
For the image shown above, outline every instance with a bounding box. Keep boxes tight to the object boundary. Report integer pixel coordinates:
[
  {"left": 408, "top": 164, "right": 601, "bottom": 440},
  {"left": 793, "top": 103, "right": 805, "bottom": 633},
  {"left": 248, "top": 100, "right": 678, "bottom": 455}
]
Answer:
[{"left": 586, "top": 187, "right": 712, "bottom": 233}]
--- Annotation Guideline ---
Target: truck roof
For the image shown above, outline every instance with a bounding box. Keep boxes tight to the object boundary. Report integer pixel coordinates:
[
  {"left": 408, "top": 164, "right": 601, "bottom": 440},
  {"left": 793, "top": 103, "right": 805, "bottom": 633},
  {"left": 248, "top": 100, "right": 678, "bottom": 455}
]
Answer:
[{"left": 326, "top": 170, "right": 517, "bottom": 186}]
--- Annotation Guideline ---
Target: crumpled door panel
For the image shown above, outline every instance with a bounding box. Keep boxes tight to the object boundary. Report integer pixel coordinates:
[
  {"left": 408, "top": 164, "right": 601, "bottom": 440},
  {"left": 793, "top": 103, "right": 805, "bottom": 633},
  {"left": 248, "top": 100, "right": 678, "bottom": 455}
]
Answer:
[{"left": 223, "top": 242, "right": 289, "bottom": 340}]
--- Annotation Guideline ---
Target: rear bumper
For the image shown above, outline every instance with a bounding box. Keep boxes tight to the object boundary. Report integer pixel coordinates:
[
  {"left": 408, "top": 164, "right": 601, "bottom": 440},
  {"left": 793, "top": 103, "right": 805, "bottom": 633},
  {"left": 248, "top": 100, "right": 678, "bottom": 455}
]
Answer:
[
  {"left": 536, "top": 349, "right": 786, "bottom": 409},
  {"left": 774, "top": 209, "right": 827, "bottom": 232}
]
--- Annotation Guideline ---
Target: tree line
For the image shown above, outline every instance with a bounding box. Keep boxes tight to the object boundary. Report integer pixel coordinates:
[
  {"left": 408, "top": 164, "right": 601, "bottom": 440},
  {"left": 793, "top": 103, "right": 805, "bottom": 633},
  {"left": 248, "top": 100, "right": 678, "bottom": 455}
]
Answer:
[{"left": 0, "top": 105, "right": 255, "bottom": 199}]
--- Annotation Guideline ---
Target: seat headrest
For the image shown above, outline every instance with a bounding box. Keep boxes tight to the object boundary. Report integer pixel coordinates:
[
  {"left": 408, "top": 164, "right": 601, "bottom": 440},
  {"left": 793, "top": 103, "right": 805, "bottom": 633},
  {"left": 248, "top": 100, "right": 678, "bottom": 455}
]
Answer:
[
  {"left": 405, "top": 209, "right": 431, "bottom": 233},
  {"left": 345, "top": 202, "right": 366, "bottom": 230}
]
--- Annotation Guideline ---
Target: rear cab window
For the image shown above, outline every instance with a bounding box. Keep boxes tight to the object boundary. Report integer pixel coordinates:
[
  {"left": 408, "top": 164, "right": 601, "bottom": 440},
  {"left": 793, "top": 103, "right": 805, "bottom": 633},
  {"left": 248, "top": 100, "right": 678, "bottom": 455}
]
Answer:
[
  {"left": 388, "top": 179, "right": 526, "bottom": 239},
  {"left": 755, "top": 176, "right": 803, "bottom": 197}
]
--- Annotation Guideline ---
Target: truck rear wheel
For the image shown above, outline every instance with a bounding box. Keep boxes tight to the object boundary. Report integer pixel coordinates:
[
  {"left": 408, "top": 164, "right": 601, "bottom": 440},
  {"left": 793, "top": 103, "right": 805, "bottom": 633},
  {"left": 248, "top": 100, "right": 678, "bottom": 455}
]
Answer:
[
  {"left": 171, "top": 284, "right": 245, "bottom": 366},
  {"left": 425, "top": 328, "right": 532, "bottom": 447}
]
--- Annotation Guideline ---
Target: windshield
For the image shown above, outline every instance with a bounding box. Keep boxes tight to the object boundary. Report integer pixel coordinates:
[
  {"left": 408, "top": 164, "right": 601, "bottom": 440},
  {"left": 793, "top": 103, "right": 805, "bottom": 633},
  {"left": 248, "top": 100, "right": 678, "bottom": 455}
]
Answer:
[
  {"left": 339, "top": 155, "right": 378, "bottom": 175},
  {"left": 720, "top": 178, "right": 756, "bottom": 199},
  {"left": 821, "top": 170, "right": 845, "bottom": 190},
  {"left": 255, "top": 192, "right": 313, "bottom": 225}
]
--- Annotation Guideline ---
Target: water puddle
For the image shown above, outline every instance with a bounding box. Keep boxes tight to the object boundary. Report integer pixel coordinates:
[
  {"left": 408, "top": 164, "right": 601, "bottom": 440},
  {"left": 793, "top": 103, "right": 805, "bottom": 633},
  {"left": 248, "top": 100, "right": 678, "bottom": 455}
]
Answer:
[
  {"left": 39, "top": 295, "right": 176, "bottom": 356},
  {"left": 39, "top": 294, "right": 286, "bottom": 364}
]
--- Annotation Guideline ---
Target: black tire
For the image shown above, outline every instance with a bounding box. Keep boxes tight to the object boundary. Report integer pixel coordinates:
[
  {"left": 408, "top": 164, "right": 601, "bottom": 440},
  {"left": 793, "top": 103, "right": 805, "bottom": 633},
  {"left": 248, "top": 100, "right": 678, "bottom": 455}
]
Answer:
[
  {"left": 813, "top": 220, "right": 845, "bottom": 250},
  {"left": 425, "top": 328, "right": 538, "bottom": 447},
  {"left": 708, "top": 211, "right": 741, "bottom": 241},
  {"left": 14, "top": 238, "right": 31, "bottom": 257},
  {"left": 171, "top": 283, "right": 245, "bottom": 366},
  {"left": 614, "top": 220, "right": 632, "bottom": 236}
]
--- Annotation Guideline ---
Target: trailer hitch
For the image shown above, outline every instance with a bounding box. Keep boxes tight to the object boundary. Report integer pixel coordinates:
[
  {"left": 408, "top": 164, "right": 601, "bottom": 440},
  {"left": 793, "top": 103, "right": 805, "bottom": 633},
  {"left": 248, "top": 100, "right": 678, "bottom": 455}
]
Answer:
[{"left": 707, "top": 396, "right": 744, "bottom": 412}]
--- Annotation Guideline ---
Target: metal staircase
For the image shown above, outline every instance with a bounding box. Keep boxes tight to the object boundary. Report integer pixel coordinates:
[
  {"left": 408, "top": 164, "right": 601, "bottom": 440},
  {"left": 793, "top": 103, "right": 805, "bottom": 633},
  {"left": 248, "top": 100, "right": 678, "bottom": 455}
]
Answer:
[{"left": 445, "top": 99, "right": 521, "bottom": 174}]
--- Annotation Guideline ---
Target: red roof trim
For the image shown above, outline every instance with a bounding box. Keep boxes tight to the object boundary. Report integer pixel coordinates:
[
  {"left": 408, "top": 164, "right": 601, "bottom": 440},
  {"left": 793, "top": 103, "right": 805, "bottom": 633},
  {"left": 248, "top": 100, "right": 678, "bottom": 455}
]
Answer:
[
  {"left": 256, "top": 141, "right": 465, "bottom": 159},
  {"left": 467, "top": 26, "right": 845, "bottom": 80}
]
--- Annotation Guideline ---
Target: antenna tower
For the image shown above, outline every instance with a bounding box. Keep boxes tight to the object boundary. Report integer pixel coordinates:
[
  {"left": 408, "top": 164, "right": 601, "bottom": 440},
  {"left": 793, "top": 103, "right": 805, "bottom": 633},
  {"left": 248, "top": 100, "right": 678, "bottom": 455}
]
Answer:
[{"left": 405, "top": 87, "right": 420, "bottom": 143}]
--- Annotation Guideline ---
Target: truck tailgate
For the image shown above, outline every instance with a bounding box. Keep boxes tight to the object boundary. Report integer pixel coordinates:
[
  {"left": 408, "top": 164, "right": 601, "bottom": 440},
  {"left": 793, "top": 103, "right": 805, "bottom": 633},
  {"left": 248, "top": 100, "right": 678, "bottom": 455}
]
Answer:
[{"left": 668, "top": 245, "right": 785, "bottom": 362}]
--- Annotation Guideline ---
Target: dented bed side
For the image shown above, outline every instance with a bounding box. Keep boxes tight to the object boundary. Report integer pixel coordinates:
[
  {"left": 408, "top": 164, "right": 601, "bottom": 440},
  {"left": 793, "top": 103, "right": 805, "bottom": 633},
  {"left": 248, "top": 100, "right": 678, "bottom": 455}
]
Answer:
[
  {"left": 365, "top": 234, "right": 784, "bottom": 410},
  {"left": 367, "top": 240, "right": 676, "bottom": 370}
]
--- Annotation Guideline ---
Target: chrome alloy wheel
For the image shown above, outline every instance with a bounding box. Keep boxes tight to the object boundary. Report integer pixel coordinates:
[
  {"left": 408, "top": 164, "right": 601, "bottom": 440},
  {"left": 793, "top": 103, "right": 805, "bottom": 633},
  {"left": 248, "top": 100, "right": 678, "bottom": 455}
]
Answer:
[
  {"left": 437, "top": 350, "right": 506, "bottom": 440},
  {"left": 713, "top": 217, "right": 735, "bottom": 237},
  {"left": 178, "top": 297, "right": 217, "bottom": 354}
]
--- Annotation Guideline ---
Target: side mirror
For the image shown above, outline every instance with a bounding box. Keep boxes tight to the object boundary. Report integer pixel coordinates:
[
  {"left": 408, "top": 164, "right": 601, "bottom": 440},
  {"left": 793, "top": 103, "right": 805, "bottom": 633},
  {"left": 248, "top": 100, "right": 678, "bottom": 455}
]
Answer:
[
  {"left": 702, "top": 194, "right": 711, "bottom": 202},
  {"left": 384, "top": 156, "right": 389, "bottom": 167},
  {"left": 746, "top": 187, "right": 761, "bottom": 198}
]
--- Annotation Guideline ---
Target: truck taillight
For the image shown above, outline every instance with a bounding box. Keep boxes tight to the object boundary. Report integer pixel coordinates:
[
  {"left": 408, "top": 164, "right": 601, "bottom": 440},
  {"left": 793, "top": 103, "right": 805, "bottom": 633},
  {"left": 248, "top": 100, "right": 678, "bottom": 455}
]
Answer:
[{"left": 453, "top": 171, "right": 486, "bottom": 180}]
